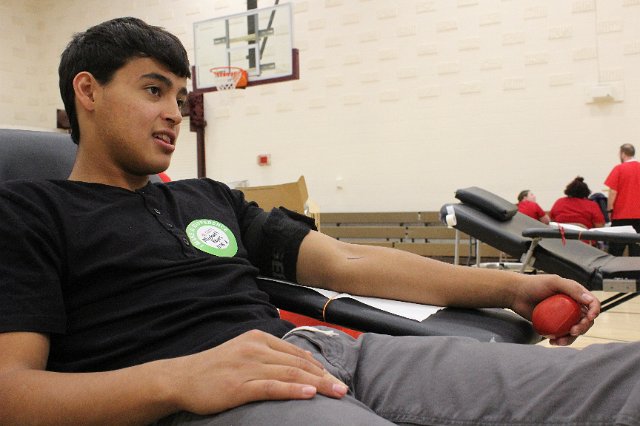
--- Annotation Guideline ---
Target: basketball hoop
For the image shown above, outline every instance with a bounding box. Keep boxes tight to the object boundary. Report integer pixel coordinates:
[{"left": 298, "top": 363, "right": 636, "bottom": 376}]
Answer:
[{"left": 209, "top": 66, "right": 248, "bottom": 91}]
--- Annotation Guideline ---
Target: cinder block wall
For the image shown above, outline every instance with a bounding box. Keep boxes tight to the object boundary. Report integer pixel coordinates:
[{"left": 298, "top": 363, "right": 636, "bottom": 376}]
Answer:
[{"left": 2, "top": 0, "right": 639, "bottom": 211}]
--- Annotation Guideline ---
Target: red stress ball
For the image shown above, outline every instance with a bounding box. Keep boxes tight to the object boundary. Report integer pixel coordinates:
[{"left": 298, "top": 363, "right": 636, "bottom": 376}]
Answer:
[{"left": 532, "top": 294, "right": 582, "bottom": 338}]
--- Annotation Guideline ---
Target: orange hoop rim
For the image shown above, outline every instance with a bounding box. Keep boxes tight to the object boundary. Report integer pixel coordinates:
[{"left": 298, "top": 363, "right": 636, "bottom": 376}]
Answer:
[
  {"left": 209, "top": 66, "right": 248, "bottom": 90},
  {"left": 209, "top": 66, "right": 245, "bottom": 77}
]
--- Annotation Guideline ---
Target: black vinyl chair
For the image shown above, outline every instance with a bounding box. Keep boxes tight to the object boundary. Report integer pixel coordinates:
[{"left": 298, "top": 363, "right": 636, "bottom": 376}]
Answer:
[
  {"left": 442, "top": 186, "right": 640, "bottom": 311},
  {"left": 0, "top": 128, "right": 540, "bottom": 343},
  {"left": 0, "top": 128, "right": 162, "bottom": 183}
]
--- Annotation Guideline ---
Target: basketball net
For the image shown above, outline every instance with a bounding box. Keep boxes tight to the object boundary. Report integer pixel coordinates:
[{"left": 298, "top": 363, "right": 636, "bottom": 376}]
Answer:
[{"left": 209, "top": 67, "right": 247, "bottom": 91}]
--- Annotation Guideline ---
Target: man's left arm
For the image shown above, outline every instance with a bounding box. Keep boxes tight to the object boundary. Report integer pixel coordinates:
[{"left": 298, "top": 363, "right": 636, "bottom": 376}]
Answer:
[{"left": 296, "top": 230, "right": 599, "bottom": 345}]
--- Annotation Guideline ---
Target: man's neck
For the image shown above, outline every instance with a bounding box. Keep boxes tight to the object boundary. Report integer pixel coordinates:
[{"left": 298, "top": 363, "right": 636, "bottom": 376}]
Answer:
[
  {"left": 68, "top": 171, "right": 150, "bottom": 191},
  {"left": 69, "top": 142, "right": 151, "bottom": 191},
  {"left": 68, "top": 161, "right": 150, "bottom": 192}
]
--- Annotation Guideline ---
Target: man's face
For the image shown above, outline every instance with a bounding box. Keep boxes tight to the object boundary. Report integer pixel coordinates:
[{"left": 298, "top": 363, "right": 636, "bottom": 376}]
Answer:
[
  {"left": 525, "top": 192, "right": 537, "bottom": 202},
  {"left": 91, "top": 57, "right": 188, "bottom": 176}
]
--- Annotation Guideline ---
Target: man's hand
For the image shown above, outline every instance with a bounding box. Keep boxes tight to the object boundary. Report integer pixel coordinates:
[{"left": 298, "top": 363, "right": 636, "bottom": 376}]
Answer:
[
  {"left": 166, "top": 330, "right": 348, "bottom": 415},
  {"left": 510, "top": 274, "right": 600, "bottom": 346},
  {"left": 0, "top": 330, "right": 347, "bottom": 425}
]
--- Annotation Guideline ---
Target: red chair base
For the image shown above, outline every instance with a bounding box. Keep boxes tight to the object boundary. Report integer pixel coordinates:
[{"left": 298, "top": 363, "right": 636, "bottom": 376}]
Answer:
[{"left": 279, "top": 310, "right": 362, "bottom": 338}]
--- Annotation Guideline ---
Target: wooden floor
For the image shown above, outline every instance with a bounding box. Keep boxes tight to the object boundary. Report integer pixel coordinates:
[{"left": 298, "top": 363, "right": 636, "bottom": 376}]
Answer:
[{"left": 537, "top": 291, "right": 640, "bottom": 349}]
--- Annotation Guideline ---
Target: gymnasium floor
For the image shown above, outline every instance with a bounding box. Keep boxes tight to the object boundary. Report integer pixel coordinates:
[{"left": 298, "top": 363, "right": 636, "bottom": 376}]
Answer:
[{"left": 537, "top": 291, "right": 640, "bottom": 349}]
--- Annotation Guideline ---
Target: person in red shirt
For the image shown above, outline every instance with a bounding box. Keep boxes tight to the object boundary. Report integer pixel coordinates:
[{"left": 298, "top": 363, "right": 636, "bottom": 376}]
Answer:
[
  {"left": 605, "top": 143, "right": 640, "bottom": 256},
  {"left": 550, "top": 177, "right": 605, "bottom": 230},
  {"left": 517, "top": 190, "right": 550, "bottom": 224}
]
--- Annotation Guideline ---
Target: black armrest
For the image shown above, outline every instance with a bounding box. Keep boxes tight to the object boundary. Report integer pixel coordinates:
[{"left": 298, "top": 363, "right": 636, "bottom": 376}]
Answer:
[
  {"left": 522, "top": 228, "right": 640, "bottom": 244},
  {"left": 256, "top": 277, "right": 541, "bottom": 344}
]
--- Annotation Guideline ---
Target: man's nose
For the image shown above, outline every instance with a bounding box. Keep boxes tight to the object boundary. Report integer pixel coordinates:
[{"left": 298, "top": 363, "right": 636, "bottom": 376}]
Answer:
[{"left": 163, "top": 102, "right": 183, "bottom": 125}]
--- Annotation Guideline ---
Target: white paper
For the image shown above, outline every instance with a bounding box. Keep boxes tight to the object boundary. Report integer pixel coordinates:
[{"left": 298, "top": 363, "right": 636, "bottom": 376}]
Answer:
[
  {"left": 548, "top": 222, "right": 585, "bottom": 231},
  {"left": 280, "top": 281, "right": 443, "bottom": 322},
  {"left": 590, "top": 225, "right": 637, "bottom": 234},
  {"left": 549, "top": 223, "right": 637, "bottom": 234}
]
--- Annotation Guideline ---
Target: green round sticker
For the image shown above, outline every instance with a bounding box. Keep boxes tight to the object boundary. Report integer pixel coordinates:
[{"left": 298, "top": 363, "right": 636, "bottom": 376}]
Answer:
[{"left": 186, "top": 219, "right": 238, "bottom": 257}]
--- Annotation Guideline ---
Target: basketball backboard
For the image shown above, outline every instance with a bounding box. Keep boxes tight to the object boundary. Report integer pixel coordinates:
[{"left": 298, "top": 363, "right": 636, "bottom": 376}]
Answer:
[{"left": 193, "top": 3, "right": 296, "bottom": 92}]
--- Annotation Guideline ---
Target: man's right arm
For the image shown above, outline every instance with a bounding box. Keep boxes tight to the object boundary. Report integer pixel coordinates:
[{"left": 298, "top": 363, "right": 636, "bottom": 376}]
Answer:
[
  {"left": 0, "top": 331, "right": 347, "bottom": 425},
  {"left": 0, "top": 331, "right": 181, "bottom": 425},
  {"left": 607, "top": 189, "right": 617, "bottom": 213}
]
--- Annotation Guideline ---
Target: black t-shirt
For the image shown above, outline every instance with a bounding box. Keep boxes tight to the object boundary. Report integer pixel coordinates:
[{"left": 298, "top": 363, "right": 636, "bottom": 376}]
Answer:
[{"left": 0, "top": 178, "right": 311, "bottom": 372}]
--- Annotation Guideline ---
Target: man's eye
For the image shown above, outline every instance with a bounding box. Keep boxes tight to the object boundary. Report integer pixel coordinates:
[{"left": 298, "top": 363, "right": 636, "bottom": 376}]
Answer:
[
  {"left": 146, "top": 86, "right": 161, "bottom": 96},
  {"left": 177, "top": 98, "right": 186, "bottom": 108}
]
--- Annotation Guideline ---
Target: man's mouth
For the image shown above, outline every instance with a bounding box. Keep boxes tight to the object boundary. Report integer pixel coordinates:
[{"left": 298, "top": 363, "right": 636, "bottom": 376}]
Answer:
[{"left": 153, "top": 132, "right": 174, "bottom": 146}]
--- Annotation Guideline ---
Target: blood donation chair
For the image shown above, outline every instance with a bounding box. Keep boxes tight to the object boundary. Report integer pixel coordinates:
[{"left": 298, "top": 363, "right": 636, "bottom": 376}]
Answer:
[
  {"left": 441, "top": 186, "right": 640, "bottom": 311},
  {"left": 0, "top": 128, "right": 540, "bottom": 344}
]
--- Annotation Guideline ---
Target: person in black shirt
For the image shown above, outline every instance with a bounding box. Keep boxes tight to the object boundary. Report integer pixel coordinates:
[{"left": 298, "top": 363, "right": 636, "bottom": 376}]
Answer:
[{"left": 1, "top": 17, "right": 638, "bottom": 426}]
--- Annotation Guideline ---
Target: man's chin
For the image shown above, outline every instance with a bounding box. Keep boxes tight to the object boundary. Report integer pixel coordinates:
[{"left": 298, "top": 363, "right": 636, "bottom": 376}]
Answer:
[
  {"left": 127, "top": 167, "right": 169, "bottom": 180},
  {"left": 144, "top": 161, "right": 171, "bottom": 177}
]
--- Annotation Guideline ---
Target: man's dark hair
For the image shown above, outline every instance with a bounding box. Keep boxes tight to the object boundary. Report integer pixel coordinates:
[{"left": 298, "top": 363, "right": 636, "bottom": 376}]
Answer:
[
  {"left": 564, "top": 176, "right": 591, "bottom": 199},
  {"left": 517, "top": 190, "right": 530, "bottom": 202},
  {"left": 620, "top": 143, "right": 635, "bottom": 157},
  {"left": 59, "top": 17, "right": 191, "bottom": 144}
]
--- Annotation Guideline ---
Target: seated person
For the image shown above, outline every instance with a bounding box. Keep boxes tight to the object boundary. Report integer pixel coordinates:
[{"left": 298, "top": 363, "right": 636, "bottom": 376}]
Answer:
[
  {"left": 1, "top": 17, "right": 638, "bottom": 426},
  {"left": 517, "top": 189, "right": 550, "bottom": 224},
  {"left": 550, "top": 176, "right": 605, "bottom": 230}
]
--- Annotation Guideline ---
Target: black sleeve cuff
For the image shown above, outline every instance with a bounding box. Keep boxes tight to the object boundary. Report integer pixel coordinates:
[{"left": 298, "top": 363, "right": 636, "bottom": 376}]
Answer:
[{"left": 252, "top": 208, "right": 314, "bottom": 281}]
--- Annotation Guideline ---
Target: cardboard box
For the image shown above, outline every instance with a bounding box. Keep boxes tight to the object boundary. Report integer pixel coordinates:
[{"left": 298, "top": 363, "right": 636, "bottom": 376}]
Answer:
[
  {"left": 239, "top": 176, "right": 320, "bottom": 229},
  {"left": 240, "top": 176, "right": 308, "bottom": 214}
]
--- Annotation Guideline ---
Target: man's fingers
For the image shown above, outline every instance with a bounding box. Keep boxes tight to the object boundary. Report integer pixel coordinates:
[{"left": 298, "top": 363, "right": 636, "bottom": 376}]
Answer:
[
  {"left": 259, "top": 332, "right": 324, "bottom": 369},
  {"left": 569, "top": 316, "right": 595, "bottom": 337},
  {"left": 260, "top": 349, "right": 347, "bottom": 387},
  {"left": 550, "top": 335, "right": 577, "bottom": 346},
  {"left": 323, "top": 369, "right": 349, "bottom": 388},
  {"left": 235, "top": 377, "right": 347, "bottom": 405},
  {"left": 242, "top": 331, "right": 349, "bottom": 392},
  {"left": 257, "top": 342, "right": 325, "bottom": 377},
  {"left": 257, "top": 364, "right": 349, "bottom": 398},
  {"left": 242, "top": 380, "right": 336, "bottom": 403},
  {"left": 258, "top": 332, "right": 348, "bottom": 387},
  {"left": 571, "top": 290, "right": 600, "bottom": 320},
  {"left": 223, "top": 350, "right": 349, "bottom": 402}
]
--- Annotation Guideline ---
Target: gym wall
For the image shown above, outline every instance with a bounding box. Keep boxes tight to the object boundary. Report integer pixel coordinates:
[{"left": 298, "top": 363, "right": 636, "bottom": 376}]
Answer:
[{"left": 1, "top": 0, "right": 639, "bottom": 211}]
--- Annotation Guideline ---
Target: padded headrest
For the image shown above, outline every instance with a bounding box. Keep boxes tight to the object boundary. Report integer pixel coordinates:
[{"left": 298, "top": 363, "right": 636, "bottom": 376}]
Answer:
[
  {"left": 0, "top": 129, "right": 76, "bottom": 181},
  {"left": 0, "top": 128, "right": 162, "bottom": 183},
  {"left": 454, "top": 187, "right": 518, "bottom": 222}
]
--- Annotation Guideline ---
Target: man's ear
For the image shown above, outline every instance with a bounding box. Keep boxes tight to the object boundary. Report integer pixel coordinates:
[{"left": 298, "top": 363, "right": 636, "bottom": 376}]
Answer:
[{"left": 73, "top": 71, "right": 99, "bottom": 112}]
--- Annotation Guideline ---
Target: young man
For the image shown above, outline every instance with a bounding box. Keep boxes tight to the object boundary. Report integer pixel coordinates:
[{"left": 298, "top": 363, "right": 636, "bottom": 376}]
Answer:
[{"left": 0, "top": 17, "right": 638, "bottom": 426}]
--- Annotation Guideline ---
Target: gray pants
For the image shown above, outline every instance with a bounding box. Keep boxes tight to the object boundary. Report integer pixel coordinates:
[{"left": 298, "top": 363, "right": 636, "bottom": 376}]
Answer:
[{"left": 157, "top": 327, "right": 640, "bottom": 425}]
